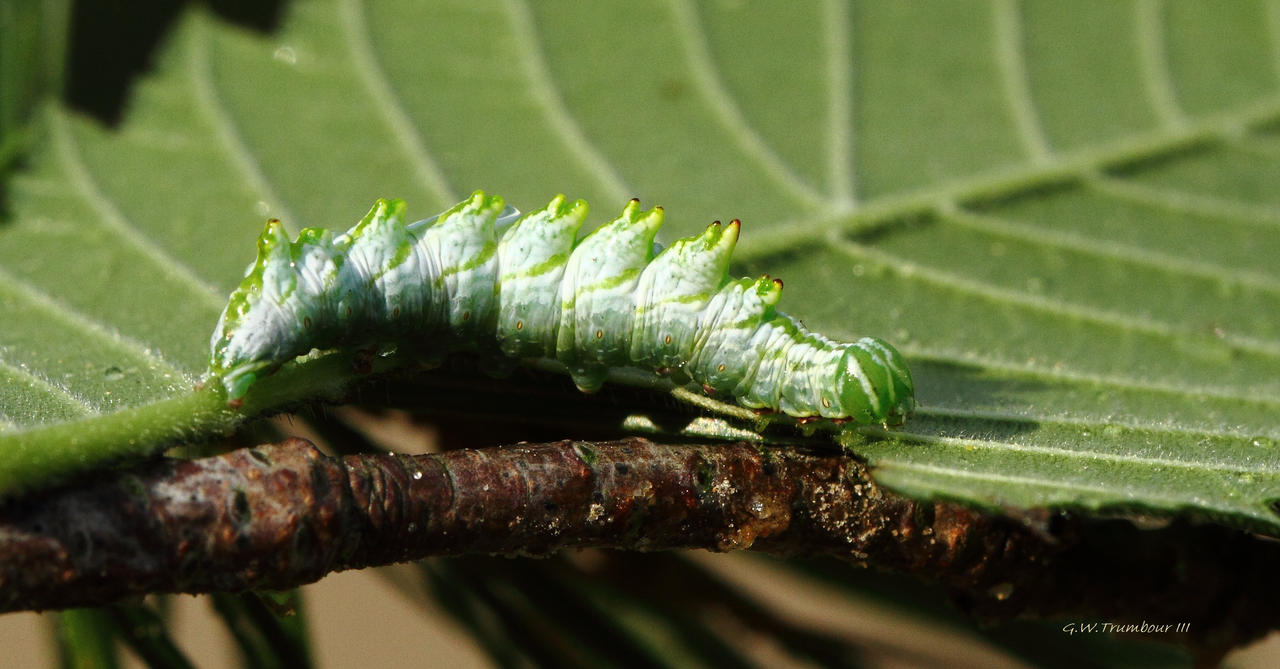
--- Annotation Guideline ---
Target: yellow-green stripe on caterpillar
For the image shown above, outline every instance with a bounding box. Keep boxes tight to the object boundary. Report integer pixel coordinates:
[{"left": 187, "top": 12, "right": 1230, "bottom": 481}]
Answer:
[{"left": 208, "top": 191, "right": 915, "bottom": 426}]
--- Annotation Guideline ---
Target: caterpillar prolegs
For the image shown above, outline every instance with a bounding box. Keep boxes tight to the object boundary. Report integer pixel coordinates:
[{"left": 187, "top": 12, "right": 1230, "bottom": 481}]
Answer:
[{"left": 208, "top": 192, "right": 916, "bottom": 426}]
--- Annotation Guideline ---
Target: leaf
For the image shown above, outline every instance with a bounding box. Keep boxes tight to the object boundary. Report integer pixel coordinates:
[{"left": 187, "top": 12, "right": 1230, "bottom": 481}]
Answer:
[{"left": 0, "top": 1, "right": 1278, "bottom": 534}]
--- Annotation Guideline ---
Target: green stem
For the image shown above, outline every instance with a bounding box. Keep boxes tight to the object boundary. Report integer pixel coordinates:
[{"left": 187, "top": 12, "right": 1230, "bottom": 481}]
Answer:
[{"left": 0, "top": 352, "right": 369, "bottom": 496}]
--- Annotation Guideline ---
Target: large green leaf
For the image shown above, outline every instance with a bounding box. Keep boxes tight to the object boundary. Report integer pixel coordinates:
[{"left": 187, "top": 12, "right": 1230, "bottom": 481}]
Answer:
[{"left": 1, "top": 0, "right": 1278, "bottom": 534}]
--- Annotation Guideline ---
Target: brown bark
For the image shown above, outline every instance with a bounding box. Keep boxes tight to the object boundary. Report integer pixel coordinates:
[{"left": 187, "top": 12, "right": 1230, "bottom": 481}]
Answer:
[{"left": 0, "top": 437, "right": 1275, "bottom": 661}]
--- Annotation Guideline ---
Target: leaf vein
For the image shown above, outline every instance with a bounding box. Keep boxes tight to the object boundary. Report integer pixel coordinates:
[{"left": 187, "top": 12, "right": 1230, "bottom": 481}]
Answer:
[
  {"left": 892, "top": 423, "right": 1280, "bottom": 475},
  {"left": 502, "top": 0, "right": 632, "bottom": 203},
  {"left": 0, "top": 267, "right": 196, "bottom": 382},
  {"left": 993, "top": 0, "right": 1053, "bottom": 164},
  {"left": 47, "top": 108, "right": 224, "bottom": 313},
  {"left": 186, "top": 18, "right": 303, "bottom": 230},
  {"left": 0, "top": 357, "right": 99, "bottom": 417},
  {"left": 917, "top": 406, "right": 1280, "bottom": 442},
  {"left": 731, "top": 98, "right": 1280, "bottom": 261},
  {"left": 833, "top": 235, "right": 1280, "bottom": 358},
  {"left": 668, "top": 0, "right": 828, "bottom": 209},
  {"left": 1135, "top": 0, "right": 1187, "bottom": 128},
  {"left": 644, "top": 0, "right": 831, "bottom": 210},
  {"left": 874, "top": 460, "right": 1263, "bottom": 514},
  {"left": 1089, "top": 174, "right": 1280, "bottom": 228},
  {"left": 823, "top": 0, "right": 855, "bottom": 206},
  {"left": 337, "top": 0, "right": 458, "bottom": 206},
  {"left": 904, "top": 346, "right": 1280, "bottom": 407},
  {"left": 1268, "top": 0, "right": 1280, "bottom": 82},
  {"left": 947, "top": 205, "right": 1280, "bottom": 293}
]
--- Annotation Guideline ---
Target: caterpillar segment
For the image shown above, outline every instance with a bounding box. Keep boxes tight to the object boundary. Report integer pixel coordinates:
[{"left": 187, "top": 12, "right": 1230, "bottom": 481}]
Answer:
[{"left": 208, "top": 191, "right": 915, "bottom": 425}]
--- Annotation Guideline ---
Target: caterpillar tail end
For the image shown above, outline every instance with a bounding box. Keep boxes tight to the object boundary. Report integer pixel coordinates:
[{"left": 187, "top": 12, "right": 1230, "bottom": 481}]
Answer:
[
  {"left": 834, "top": 337, "right": 916, "bottom": 428},
  {"left": 873, "top": 338, "right": 916, "bottom": 427}
]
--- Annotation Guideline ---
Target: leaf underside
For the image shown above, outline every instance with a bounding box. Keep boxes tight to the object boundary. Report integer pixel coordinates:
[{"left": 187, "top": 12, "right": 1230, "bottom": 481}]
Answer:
[{"left": 1, "top": 0, "right": 1278, "bottom": 534}]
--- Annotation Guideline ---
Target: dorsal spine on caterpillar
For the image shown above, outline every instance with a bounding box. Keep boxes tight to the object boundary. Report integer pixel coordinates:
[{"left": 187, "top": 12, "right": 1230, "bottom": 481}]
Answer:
[{"left": 208, "top": 191, "right": 915, "bottom": 426}]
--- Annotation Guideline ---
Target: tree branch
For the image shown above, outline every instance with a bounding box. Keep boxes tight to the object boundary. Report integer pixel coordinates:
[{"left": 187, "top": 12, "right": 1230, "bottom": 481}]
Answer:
[{"left": 1, "top": 437, "right": 1276, "bottom": 662}]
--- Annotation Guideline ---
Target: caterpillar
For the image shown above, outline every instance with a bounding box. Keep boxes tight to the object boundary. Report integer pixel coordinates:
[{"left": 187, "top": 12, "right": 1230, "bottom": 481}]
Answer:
[{"left": 208, "top": 191, "right": 915, "bottom": 426}]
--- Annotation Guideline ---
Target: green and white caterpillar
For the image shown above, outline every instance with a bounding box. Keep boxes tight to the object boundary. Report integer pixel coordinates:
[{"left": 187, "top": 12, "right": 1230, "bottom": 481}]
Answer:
[{"left": 208, "top": 191, "right": 915, "bottom": 426}]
